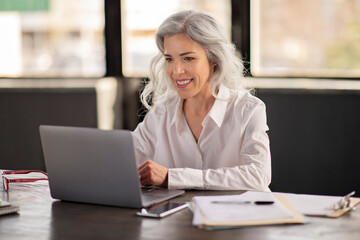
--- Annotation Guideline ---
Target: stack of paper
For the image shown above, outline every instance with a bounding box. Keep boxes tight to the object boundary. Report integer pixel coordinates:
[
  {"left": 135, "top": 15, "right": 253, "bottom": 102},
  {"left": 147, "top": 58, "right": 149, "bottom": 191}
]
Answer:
[{"left": 192, "top": 191, "right": 305, "bottom": 229}]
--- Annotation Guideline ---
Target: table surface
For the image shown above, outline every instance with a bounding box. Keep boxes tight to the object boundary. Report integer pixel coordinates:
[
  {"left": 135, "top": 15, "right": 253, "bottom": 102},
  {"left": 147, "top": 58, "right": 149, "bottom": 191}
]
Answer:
[{"left": 1, "top": 182, "right": 360, "bottom": 240}]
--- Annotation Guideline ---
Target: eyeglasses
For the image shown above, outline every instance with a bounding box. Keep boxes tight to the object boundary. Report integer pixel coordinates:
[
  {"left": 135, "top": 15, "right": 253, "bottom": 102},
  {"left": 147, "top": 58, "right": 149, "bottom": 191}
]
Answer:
[{"left": 1, "top": 170, "right": 48, "bottom": 191}]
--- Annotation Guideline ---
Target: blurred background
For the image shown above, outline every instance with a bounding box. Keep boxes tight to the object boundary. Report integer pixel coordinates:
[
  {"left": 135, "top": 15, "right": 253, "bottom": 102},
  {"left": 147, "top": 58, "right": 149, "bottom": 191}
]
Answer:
[{"left": 0, "top": 0, "right": 359, "bottom": 196}]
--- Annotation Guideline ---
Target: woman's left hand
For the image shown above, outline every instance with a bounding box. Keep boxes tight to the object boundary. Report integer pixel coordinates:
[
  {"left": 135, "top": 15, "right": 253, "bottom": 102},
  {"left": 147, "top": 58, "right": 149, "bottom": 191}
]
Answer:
[{"left": 138, "top": 160, "right": 168, "bottom": 188}]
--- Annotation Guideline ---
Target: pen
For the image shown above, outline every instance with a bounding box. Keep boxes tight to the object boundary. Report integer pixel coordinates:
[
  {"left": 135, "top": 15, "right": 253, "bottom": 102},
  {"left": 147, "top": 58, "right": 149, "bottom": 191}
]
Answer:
[{"left": 211, "top": 201, "right": 274, "bottom": 205}]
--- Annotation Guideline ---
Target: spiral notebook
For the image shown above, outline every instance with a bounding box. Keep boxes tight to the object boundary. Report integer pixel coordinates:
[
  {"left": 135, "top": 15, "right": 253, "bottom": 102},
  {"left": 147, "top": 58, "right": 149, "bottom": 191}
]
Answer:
[{"left": 0, "top": 199, "right": 19, "bottom": 216}]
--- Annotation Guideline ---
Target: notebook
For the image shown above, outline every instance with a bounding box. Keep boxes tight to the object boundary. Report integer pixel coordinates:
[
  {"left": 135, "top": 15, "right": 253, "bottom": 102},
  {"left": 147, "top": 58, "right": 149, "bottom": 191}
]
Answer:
[
  {"left": 39, "top": 125, "right": 184, "bottom": 208},
  {"left": 0, "top": 199, "right": 19, "bottom": 216}
]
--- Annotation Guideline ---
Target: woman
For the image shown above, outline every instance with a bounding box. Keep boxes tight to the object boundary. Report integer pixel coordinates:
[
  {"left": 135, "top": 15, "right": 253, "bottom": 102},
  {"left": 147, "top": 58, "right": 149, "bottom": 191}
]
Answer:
[{"left": 132, "top": 10, "right": 271, "bottom": 191}]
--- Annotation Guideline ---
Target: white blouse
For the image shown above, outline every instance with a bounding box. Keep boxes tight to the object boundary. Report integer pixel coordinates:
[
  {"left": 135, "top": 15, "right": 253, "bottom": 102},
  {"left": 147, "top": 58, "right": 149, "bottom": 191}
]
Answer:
[{"left": 131, "top": 85, "right": 271, "bottom": 191}]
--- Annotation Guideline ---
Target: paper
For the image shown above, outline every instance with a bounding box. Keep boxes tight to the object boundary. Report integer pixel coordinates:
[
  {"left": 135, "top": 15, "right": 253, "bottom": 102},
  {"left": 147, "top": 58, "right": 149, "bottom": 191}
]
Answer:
[{"left": 192, "top": 191, "right": 295, "bottom": 226}]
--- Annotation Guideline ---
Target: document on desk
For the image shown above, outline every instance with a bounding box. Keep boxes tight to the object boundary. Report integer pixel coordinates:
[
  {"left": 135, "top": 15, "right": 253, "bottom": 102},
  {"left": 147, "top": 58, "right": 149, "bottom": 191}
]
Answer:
[{"left": 192, "top": 191, "right": 305, "bottom": 228}]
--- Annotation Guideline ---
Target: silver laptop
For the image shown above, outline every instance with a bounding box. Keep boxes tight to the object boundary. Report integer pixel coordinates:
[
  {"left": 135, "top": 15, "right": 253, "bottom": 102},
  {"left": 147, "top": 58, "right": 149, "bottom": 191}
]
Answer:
[{"left": 39, "top": 125, "right": 184, "bottom": 208}]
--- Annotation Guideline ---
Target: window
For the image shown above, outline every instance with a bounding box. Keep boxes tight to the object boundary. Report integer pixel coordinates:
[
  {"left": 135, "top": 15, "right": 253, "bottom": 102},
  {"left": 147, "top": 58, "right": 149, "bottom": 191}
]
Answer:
[
  {"left": 121, "top": 0, "right": 231, "bottom": 77},
  {"left": 251, "top": 0, "right": 360, "bottom": 77},
  {"left": 0, "top": 0, "right": 105, "bottom": 77}
]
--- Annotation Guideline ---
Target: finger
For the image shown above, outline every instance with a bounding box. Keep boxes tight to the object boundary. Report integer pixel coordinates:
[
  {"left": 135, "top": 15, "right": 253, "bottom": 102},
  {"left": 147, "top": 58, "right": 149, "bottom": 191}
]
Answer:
[
  {"left": 138, "top": 161, "right": 152, "bottom": 172},
  {"left": 138, "top": 160, "right": 152, "bottom": 168},
  {"left": 140, "top": 175, "right": 152, "bottom": 186},
  {"left": 138, "top": 164, "right": 148, "bottom": 175},
  {"left": 139, "top": 168, "right": 152, "bottom": 184},
  {"left": 138, "top": 164, "right": 151, "bottom": 176},
  {"left": 137, "top": 163, "right": 146, "bottom": 172}
]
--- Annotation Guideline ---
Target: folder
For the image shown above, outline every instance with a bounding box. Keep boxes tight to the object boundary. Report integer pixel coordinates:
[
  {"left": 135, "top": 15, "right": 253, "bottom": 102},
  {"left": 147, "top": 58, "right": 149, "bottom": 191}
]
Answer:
[{"left": 192, "top": 191, "right": 306, "bottom": 229}]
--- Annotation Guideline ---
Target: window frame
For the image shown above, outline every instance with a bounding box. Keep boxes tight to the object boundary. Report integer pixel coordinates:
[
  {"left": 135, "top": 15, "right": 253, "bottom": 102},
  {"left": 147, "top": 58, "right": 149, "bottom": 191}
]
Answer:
[{"left": 105, "top": 0, "right": 359, "bottom": 81}]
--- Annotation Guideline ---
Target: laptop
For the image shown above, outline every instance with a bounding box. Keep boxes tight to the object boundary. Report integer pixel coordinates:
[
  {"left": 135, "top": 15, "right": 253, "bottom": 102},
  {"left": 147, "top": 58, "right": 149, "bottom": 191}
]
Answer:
[{"left": 39, "top": 125, "right": 184, "bottom": 208}]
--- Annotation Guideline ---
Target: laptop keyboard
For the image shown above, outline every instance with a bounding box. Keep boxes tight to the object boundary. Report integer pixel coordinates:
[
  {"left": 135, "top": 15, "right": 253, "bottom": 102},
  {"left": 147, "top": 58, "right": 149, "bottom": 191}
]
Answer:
[
  {"left": 141, "top": 187, "right": 173, "bottom": 203},
  {"left": 142, "top": 187, "right": 160, "bottom": 193},
  {"left": 141, "top": 187, "right": 168, "bottom": 196},
  {"left": 140, "top": 187, "right": 185, "bottom": 207}
]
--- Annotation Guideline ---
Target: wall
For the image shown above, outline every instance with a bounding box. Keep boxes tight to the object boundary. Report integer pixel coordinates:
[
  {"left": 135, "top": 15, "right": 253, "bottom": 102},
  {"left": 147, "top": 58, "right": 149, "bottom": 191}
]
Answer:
[
  {"left": 0, "top": 87, "right": 97, "bottom": 171},
  {"left": 256, "top": 88, "right": 360, "bottom": 196}
]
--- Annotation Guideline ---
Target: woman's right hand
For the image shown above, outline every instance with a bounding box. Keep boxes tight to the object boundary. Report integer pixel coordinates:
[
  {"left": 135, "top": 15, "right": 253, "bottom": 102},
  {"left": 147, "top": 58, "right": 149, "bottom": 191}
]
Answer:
[{"left": 138, "top": 160, "right": 168, "bottom": 188}]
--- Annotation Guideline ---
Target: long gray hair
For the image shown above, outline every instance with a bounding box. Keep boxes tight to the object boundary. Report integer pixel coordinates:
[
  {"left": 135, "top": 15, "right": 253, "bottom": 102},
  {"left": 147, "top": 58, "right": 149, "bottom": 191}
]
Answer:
[{"left": 141, "top": 10, "right": 246, "bottom": 109}]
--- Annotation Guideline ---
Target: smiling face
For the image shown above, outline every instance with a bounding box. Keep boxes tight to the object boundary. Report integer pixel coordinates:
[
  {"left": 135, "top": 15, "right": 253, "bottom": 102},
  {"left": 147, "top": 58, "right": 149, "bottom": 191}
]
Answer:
[{"left": 164, "top": 33, "right": 215, "bottom": 100}]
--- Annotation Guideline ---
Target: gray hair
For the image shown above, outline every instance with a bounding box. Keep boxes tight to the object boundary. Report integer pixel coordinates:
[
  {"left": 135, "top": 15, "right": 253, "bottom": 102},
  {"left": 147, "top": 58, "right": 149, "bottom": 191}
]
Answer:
[{"left": 141, "top": 10, "right": 246, "bottom": 109}]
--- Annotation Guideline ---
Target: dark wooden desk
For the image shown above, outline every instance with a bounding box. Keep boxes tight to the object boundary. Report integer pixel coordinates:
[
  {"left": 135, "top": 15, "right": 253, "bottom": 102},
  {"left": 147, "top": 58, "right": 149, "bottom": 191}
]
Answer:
[{"left": 1, "top": 183, "right": 360, "bottom": 240}]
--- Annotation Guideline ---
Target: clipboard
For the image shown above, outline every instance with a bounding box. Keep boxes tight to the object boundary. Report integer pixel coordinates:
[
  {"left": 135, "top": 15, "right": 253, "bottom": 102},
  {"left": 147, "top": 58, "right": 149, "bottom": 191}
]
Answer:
[
  {"left": 322, "top": 197, "right": 360, "bottom": 218},
  {"left": 279, "top": 191, "right": 360, "bottom": 218}
]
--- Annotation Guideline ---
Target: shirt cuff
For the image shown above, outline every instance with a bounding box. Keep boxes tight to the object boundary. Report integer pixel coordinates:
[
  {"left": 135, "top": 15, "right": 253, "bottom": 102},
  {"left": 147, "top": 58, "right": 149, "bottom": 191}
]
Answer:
[{"left": 168, "top": 168, "right": 204, "bottom": 190}]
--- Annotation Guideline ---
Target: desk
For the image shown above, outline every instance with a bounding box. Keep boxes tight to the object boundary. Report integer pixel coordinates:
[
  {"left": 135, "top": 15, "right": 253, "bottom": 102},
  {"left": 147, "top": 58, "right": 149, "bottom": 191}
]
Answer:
[{"left": 1, "top": 183, "right": 360, "bottom": 240}]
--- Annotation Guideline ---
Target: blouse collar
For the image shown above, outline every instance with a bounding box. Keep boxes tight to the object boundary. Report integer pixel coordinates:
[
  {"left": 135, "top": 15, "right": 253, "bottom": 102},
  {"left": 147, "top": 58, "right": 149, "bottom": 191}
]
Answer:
[{"left": 171, "top": 84, "right": 230, "bottom": 133}]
